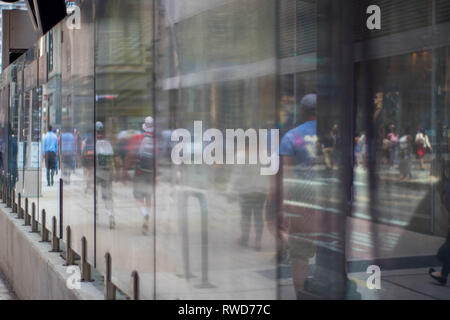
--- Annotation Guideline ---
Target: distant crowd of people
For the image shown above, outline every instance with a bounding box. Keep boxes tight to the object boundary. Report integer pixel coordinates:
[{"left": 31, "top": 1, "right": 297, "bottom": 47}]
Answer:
[
  {"left": 352, "top": 126, "right": 433, "bottom": 180},
  {"left": 42, "top": 117, "right": 156, "bottom": 234},
  {"left": 42, "top": 127, "right": 85, "bottom": 187}
]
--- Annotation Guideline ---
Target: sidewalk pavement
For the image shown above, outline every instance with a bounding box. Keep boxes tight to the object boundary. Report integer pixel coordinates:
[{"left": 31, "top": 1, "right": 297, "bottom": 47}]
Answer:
[
  {"left": 25, "top": 166, "right": 450, "bottom": 300},
  {"left": 345, "top": 217, "right": 449, "bottom": 299},
  {"left": 354, "top": 162, "right": 439, "bottom": 185},
  {"left": 0, "top": 272, "right": 15, "bottom": 300},
  {"left": 348, "top": 267, "right": 450, "bottom": 300}
]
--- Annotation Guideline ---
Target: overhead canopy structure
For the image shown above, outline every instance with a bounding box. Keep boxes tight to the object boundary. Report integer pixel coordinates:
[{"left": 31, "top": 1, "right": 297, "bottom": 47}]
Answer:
[{"left": 1, "top": 0, "right": 67, "bottom": 35}]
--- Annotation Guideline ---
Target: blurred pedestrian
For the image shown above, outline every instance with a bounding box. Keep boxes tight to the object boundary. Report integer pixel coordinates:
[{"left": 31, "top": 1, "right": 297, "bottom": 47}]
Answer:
[
  {"left": 96, "top": 121, "right": 115, "bottom": 229},
  {"left": 227, "top": 143, "right": 269, "bottom": 251},
  {"left": 55, "top": 129, "right": 60, "bottom": 175},
  {"left": 276, "top": 93, "right": 318, "bottom": 295},
  {"left": 8, "top": 126, "right": 17, "bottom": 187},
  {"left": 399, "top": 128, "right": 412, "bottom": 181},
  {"left": 42, "top": 126, "right": 58, "bottom": 186},
  {"left": 321, "top": 127, "right": 335, "bottom": 171},
  {"left": 73, "top": 129, "right": 82, "bottom": 171},
  {"left": 133, "top": 117, "right": 155, "bottom": 235},
  {"left": 72, "top": 129, "right": 78, "bottom": 172},
  {"left": 81, "top": 131, "right": 95, "bottom": 193},
  {"left": 415, "top": 129, "right": 431, "bottom": 170},
  {"left": 382, "top": 135, "right": 391, "bottom": 167},
  {"left": 331, "top": 123, "right": 341, "bottom": 169},
  {"left": 388, "top": 125, "right": 399, "bottom": 167},
  {"left": 360, "top": 131, "right": 368, "bottom": 168},
  {"left": 429, "top": 231, "right": 450, "bottom": 285},
  {"left": 61, "top": 126, "right": 75, "bottom": 184},
  {"left": 354, "top": 134, "right": 361, "bottom": 168}
]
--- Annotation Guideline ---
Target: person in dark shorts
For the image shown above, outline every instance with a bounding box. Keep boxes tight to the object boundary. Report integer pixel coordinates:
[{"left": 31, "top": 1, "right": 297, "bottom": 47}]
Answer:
[
  {"left": 133, "top": 117, "right": 155, "bottom": 235},
  {"left": 228, "top": 145, "right": 269, "bottom": 251},
  {"left": 278, "top": 94, "right": 318, "bottom": 294}
]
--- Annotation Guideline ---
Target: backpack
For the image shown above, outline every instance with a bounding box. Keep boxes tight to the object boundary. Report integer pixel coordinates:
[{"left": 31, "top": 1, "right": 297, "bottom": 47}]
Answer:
[
  {"left": 137, "top": 135, "right": 154, "bottom": 171},
  {"left": 96, "top": 140, "right": 114, "bottom": 169},
  {"left": 82, "top": 136, "right": 95, "bottom": 159}
]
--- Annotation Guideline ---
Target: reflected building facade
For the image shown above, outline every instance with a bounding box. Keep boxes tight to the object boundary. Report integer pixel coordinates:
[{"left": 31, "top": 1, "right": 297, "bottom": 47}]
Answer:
[{"left": 0, "top": 0, "right": 450, "bottom": 300}]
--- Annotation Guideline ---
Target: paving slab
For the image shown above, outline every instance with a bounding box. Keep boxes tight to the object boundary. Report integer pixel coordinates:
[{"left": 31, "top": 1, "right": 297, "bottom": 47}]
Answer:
[
  {"left": 0, "top": 272, "right": 15, "bottom": 300},
  {"left": 382, "top": 271, "right": 450, "bottom": 300}
]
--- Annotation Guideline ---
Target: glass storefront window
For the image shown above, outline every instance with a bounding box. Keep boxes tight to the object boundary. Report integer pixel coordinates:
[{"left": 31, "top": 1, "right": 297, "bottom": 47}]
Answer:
[{"left": 1, "top": 0, "right": 450, "bottom": 300}]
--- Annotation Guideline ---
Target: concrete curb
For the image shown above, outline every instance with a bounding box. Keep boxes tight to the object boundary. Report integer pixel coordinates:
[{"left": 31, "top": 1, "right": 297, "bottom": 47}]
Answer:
[{"left": 0, "top": 202, "right": 103, "bottom": 300}]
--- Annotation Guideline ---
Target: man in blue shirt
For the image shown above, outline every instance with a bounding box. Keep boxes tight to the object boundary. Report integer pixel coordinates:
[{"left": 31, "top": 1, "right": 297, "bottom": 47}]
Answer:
[
  {"left": 277, "top": 94, "right": 319, "bottom": 297},
  {"left": 280, "top": 115, "right": 317, "bottom": 166},
  {"left": 42, "top": 126, "right": 58, "bottom": 186}
]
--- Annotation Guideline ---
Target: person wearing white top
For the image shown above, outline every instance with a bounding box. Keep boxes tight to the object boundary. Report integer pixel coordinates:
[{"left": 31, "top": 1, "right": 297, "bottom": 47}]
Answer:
[
  {"left": 415, "top": 129, "right": 431, "bottom": 170},
  {"left": 399, "top": 129, "right": 413, "bottom": 181},
  {"left": 227, "top": 147, "right": 270, "bottom": 251}
]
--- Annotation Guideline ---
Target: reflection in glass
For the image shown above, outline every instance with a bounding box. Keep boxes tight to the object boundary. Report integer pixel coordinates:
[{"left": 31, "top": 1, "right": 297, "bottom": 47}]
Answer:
[{"left": 0, "top": 0, "right": 448, "bottom": 301}]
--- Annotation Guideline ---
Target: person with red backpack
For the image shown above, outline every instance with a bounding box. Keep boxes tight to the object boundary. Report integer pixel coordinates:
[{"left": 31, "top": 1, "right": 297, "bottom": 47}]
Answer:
[{"left": 415, "top": 128, "right": 432, "bottom": 170}]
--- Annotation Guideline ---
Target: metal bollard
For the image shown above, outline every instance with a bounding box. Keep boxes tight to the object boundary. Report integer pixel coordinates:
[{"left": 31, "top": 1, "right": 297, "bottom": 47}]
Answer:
[
  {"left": 50, "top": 217, "right": 61, "bottom": 253},
  {"left": 20, "top": 204, "right": 24, "bottom": 219},
  {"left": 6, "top": 181, "right": 10, "bottom": 208},
  {"left": 131, "top": 271, "right": 139, "bottom": 300},
  {"left": 3, "top": 179, "right": 6, "bottom": 204},
  {"left": 104, "top": 253, "right": 116, "bottom": 300},
  {"left": 8, "top": 185, "right": 12, "bottom": 209},
  {"left": 1, "top": 178, "right": 4, "bottom": 202},
  {"left": 12, "top": 191, "right": 16, "bottom": 213},
  {"left": 80, "top": 237, "right": 92, "bottom": 282},
  {"left": 6, "top": 183, "right": 9, "bottom": 206},
  {"left": 64, "top": 226, "right": 75, "bottom": 266},
  {"left": 179, "top": 192, "right": 195, "bottom": 280},
  {"left": 31, "top": 203, "right": 38, "bottom": 233},
  {"left": 24, "top": 198, "right": 30, "bottom": 226},
  {"left": 196, "top": 192, "right": 214, "bottom": 288},
  {"left": 3, "top": 176, "right": 6, "bottom": 201},
  {"left": 41, "top": 209, "right": 49, "bottom": 242},
  {"left": 5, "top": 177, "right": 8, "bottom": 203},
  {"left": 180, "top": 191, "right": 214, "bottom": 288},
  {"left": 17, "top": 193, "right": 22, "bottom": 219},
  {"left": 59, "top": 179, "right": 63, "bottom": 239},
  {"left": 14, "top": 192, "right": 18, "bottom": 214}
]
